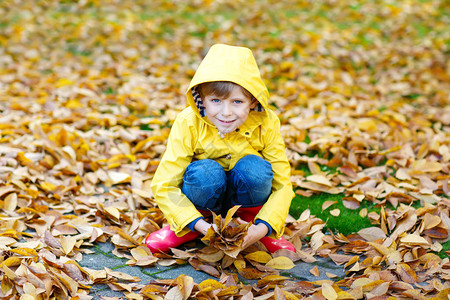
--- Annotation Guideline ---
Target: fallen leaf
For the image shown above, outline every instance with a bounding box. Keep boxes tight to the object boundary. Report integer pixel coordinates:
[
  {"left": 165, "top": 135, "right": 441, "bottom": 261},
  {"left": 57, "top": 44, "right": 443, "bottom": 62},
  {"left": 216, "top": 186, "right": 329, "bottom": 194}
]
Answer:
[
  {"left": 330, "top": 209, "right": 340, "bottom": 216},
  {"left": 322, "top": 200, "right": 337, "bottom": 211},
  {"left": 265, "top": 256, "right": 295, "bottom": 270},
  {"left": 322, "top": 282, "right": 337, "bottom": 300},
  {"left": 310, "top": 266, "right": 320, "bottom": 277},
  {"left": 357, "top": 227, "right": 386, "bottom": 241}
]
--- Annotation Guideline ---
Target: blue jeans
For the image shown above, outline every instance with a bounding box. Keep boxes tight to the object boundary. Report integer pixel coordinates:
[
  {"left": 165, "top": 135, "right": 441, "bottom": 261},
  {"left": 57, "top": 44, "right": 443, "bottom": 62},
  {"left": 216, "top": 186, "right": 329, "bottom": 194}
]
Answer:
[{"left": 181, "top": 155, "right": 273, "bottom": 212}]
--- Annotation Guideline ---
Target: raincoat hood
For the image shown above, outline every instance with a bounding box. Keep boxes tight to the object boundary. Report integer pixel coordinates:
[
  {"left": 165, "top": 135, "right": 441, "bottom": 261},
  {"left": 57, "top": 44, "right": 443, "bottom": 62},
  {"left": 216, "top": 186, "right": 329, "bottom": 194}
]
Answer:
[{"left": 186, "top": 44, "right": 269, "bottom": 119}]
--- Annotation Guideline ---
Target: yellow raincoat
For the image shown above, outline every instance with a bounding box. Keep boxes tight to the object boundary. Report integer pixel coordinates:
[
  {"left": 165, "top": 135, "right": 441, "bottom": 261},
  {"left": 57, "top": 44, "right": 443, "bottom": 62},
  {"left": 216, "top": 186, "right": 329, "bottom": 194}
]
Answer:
[{"left": 151, "top": 44, "right": 294, "bottom": 238}]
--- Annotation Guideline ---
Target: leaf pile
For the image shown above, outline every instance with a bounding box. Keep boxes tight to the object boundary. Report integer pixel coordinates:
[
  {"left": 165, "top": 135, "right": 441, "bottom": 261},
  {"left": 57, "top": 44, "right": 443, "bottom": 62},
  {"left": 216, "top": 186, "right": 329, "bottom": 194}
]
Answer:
[
  {"left": 201, "top": 206, "right": 251, "bottom": 258},
  {"left": 0, "top": 0, "right": 449, "bottom": 299}
]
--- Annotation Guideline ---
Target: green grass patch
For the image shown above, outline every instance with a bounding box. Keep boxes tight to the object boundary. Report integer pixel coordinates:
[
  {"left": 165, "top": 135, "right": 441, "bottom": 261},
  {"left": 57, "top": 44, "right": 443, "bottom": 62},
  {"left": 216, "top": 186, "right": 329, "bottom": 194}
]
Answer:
[
  {"left": 289, "top": 192, "right": 379, "bottom": 235},
  {"left": 437, "top": 240, "right": 450, "bottom": 259}
]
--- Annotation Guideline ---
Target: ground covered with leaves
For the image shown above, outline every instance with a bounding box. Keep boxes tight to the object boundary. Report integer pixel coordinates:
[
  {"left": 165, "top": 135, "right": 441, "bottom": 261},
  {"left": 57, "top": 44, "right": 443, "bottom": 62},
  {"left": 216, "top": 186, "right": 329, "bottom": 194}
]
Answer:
[{"left": 0, "top": 0, "right": 449, "bottom": 299}]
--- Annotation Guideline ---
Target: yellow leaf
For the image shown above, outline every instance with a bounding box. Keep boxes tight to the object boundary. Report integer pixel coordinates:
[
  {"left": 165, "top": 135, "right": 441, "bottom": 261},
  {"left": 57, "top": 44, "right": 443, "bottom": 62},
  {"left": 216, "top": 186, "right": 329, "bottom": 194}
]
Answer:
[
  {"left": 396, "top": 263, "right": 417, "bottom": 283},
  {"left": 105, "top": 206, "right": 121, "bottom": 220},
  {"left": 198, "top": 279, "right": 225, "bottom": 292},
  {"left": 40, "top": 182, "right": 57, "bottom": 192},
  {"left": 176, "top": 274, "right": 194, "bottom": 300},
  {"left": 233, "top": 259, "right": 246, "bottom": 271},
  {"left": 2, "top": 264, "right": 17, "bottom": 280},
  {"left": 54, "top": 269, "right": 79, "bottom": 296},
  {"left": 357, "top": 118, "right": 377, "bottom": 132},
  {"left": 10, "top": 248, "right": 38, "bottom": 257},
  {"left": 65, "top": 99, "right": 84, "bottom": 109},
  {"left": 399, "top": 234, "right": 430, "bottom": 245},
  {"left": 307, "top": 174, "right": 333, "bottom": 187},
  {"left": 108, "top": 171, "right": 131, "bottom": 184},
  {"left": 60, "top": 236, "right": 77, "bottom": 255},
  {"left": 0, "top": 257, "right": 22, "bottom": 268},
  {"left": 368, "top": 242, "right": 390, "bottom": 256},
  {"left": 350, "top": 278, "right": 373, "bottom": 289},
  {"left": 413, "top": 160, "right": 442, "bottom": 173},
  {"left": 223, "top": 205, "right": 241, "bottom": 230},
  {"left": 360, "top": 280, "right": 386, "bottom": 293},
  {"left": 3, "top": 192, "right": 17, "bottom": 212},
  {"left": 336, "top": 291, "right": 356, "bottom": 299},
  {"left": 55, "top": 78, "right": 75, "bottom": 87},
  {"left": 322, "top": 282, "right": 338, "bottom": 300},
  {"left": 130, "top": 246, "right": 151, "bottom": 260},
  {"left": 244, "top": 251, "right": 272, "bottom": 264},
  {"left": 265, "top": 256, "right": 295, "bottom": 270}
]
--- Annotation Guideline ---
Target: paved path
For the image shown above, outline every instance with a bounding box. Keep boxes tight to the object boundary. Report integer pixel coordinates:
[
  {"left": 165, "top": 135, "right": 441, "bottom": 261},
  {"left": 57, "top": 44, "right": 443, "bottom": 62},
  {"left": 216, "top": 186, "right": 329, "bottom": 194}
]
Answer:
[{"left": 80, "top": 242, "right": 346, "bottom": 299}]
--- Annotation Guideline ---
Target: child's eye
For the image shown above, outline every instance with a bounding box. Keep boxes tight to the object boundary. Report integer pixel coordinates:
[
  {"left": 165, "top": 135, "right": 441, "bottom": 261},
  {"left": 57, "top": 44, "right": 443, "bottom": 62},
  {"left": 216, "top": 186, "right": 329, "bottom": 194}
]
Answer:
[
  {"left": 211, "top": 99, "right": 220, "bottom": 103},
  {"left": 234, "top": 100, "right": 243, "bottom": 104}
]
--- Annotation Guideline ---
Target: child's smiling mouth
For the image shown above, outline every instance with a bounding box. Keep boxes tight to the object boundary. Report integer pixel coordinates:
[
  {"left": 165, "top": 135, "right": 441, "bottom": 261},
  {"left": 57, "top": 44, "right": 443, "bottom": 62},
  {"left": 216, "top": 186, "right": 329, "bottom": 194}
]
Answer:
[{"left": 218, "top": 119, "right": 236, "bottom": 124}]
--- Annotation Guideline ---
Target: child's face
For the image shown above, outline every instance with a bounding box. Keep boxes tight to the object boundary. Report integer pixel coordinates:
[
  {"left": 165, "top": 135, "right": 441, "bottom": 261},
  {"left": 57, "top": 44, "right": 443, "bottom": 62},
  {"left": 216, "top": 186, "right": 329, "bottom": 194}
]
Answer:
[{"left": 203, "top": 86, "right": 257, "bottom": 134}]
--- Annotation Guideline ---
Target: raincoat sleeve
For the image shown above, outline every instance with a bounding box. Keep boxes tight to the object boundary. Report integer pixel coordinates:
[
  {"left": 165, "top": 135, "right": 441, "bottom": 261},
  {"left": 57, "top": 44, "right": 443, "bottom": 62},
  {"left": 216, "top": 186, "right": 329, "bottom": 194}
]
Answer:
[
  {"left": 255, "top": 111, "right": 294, "bottom": 238},
  {"left": 150, "top": 109, "right": 204, "bottom": 236}
]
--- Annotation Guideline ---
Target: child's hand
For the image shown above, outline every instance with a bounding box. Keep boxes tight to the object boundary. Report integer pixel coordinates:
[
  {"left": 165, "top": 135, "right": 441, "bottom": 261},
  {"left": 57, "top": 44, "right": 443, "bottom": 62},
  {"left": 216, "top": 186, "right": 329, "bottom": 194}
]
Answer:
[
  {"left": 194, "top": 219, "right": 218, "bottom": 235},
  {"left": 236, "top": 218, "right": 269, "bottom": 250}
]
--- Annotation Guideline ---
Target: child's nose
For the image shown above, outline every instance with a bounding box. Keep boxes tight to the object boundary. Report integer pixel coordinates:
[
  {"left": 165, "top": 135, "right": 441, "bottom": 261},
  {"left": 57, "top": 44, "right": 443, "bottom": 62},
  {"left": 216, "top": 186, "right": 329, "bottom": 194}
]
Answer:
[{"left": 222, "top": 103, "right": 232, "bottom": 116}]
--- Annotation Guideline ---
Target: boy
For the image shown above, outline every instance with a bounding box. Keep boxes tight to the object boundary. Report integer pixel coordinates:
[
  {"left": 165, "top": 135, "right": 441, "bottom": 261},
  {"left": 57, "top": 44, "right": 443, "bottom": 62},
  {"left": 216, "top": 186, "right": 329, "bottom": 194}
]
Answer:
[{"left": 145, "top": 44, "right": 295, "bottom": 253}]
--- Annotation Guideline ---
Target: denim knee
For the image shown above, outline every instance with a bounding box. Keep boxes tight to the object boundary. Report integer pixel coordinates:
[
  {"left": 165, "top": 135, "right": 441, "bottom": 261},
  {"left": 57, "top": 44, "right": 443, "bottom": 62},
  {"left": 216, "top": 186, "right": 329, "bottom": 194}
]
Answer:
[
  {"left": 182, "top": 159, "right": 227, "bottom": 210},
  {"left": 228, "top": 155, "right": 273, "bottom": 207}
]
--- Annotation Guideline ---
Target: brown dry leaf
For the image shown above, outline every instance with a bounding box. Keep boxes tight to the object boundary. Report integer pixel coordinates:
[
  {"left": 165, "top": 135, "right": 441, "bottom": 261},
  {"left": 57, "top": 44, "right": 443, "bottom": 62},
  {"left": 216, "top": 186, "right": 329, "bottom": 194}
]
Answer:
[
  {"left": 357, "top": 227, "right": 386, "bottom": 242},
  {"left": 421, "top": 213, "right": 442, "bottom": 231},
  {"left": 60, "top": 235, "right": 77, "bottom": 255},
  {"left": 129, "top": 246, "right": 158, "bottom": 266},
  {"left": 330, "top": 209, "right": 340, "bottom": 216},
  {"left": 310, "top": 266, "right": 320, "bottom": 277},
  {"left": 189, "top": 259, "right": 220, "bottom": 278},
  {"left": 196, "top": 246, "right": 225, "bottom": 263},
  {"left": 298, "top": 209, "right": 311, "bottom": 222},
  {"left": 257, "top": 275, "right": 289, "bottom": 288},
  {"left": 322, "top": 200, "right": 337, "bottom": 211},
  {"left": 342, "top": 198, "right": 361, "bottom": 210},
  {"left": 105, "top": 268, "right": 141, "bottom": 282},
  {"left": 359, "top": 208, "right": 367, "bottom": 218},
  {"left": 399, "top": 234, "right": 430, "bottom": 246},
  {"left": 223, "top": 205, "right": 241, "bottom": 230},
  {"left": 328, "top": 254, "right": 353, "bottom": 266},
  {"left": 307, "top": 174, "right": 333, "bottom": 187},
  {"left": 176, "top": 274, "right": 194, "bottom": 300},
  {"left": 3, "top": 193, "right": 17, "bottom": 212},
  {"left": 396, "top": 263, "right": 417, "bottom": 284},
  {"left": 201, "top": 210, "right": 250, "bottom": 258}
]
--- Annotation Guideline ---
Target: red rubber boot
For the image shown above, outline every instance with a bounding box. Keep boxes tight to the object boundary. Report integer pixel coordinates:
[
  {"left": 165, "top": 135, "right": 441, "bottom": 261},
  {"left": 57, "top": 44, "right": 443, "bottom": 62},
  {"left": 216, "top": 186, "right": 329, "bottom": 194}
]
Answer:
[
  {"left": 145, "top": 210, "right": 211, "bottom": 253},
  {"left": 236, "top": 206, "right": 296, "bottom": 253},
  {"left": 145, "top": 225, "right": 200, "bottom": 253}
]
